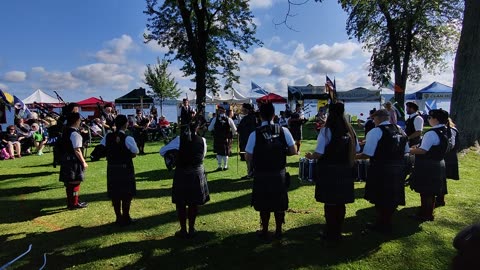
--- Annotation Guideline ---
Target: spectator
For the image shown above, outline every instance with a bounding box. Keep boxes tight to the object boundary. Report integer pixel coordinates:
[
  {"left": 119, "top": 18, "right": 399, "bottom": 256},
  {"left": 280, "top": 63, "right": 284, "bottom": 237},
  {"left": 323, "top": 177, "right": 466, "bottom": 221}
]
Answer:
[{"left": 2, "top": 125, "right": 22, "bottom": 159}]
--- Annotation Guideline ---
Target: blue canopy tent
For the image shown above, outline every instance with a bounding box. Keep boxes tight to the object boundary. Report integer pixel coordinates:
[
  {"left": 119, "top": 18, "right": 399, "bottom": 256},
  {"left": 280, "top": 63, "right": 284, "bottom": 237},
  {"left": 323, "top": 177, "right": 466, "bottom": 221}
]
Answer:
[{"left": 405, "top": 82, "right": 452, "bottom": 111}]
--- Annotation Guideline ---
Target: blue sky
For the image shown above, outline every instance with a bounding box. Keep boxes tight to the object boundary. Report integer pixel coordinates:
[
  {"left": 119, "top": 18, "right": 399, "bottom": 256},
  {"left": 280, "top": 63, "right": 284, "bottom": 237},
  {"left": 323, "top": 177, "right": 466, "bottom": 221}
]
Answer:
[{"left": 0, "top": 0, "right": 454, "bottom": 103}]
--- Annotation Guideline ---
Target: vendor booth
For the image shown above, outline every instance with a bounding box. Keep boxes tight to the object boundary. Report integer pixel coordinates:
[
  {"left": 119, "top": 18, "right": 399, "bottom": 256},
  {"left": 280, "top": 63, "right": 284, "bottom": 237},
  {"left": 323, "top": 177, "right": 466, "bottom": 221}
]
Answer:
[{"left": 405, "top": 81, "right": 452, "bottom": 112}]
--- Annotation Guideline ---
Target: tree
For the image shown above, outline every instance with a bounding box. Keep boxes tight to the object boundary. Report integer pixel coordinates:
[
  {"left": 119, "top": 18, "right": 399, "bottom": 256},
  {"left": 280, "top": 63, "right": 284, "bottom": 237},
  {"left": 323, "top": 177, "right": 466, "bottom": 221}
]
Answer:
[
  {"left": 144, "top": 0, "right": 261, "bottom": 114},
  {"left": 450, "top": 0, "right": 480, "bottom": 149},
  {"left": 144, "top": 57, "right": 181, "bottom": 116},
  {"left": 281, "top": 0, "right": 462, "bottom": 117}
]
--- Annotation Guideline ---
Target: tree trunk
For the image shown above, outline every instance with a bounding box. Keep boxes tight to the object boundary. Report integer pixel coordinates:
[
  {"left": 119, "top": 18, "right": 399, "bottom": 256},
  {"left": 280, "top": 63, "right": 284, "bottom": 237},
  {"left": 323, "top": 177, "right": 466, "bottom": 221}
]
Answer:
[{"left": 451, "top": 0, "right": 480, "bottom": 150}]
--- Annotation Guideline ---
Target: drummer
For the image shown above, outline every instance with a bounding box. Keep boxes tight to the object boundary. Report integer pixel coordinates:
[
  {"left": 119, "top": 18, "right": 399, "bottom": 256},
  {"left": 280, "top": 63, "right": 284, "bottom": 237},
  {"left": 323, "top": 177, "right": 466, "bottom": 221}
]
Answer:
[
  {"left": 305, "top": 102, "right": 360, "bottom": 243},
  {"left": 356, "top": 109, "right": 409, "bottom": 234}
]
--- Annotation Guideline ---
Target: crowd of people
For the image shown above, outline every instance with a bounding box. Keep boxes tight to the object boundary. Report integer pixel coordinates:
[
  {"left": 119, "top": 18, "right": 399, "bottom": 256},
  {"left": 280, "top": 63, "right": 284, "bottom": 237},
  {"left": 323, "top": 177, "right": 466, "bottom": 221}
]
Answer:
[{"left": 2, "top": 98, "right": 473, "bottom": 266}]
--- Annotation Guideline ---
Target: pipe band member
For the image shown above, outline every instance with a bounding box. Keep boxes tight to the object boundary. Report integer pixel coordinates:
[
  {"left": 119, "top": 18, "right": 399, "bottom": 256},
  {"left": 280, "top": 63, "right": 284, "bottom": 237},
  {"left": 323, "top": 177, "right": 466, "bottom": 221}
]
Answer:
[
  {"left": 59, "top": 112, "right": 88, "bottom": 210},
  {"left": 101, "top": 114, "right": 139, "bottom": 226},
  {"left": 208, "top": 105, "right": 237, "bottom": 171},
  {"left": 405, "top": 102, "right": 424, "bottom": 147},
  {"left": 306, "top": 102, "right": 360, "bottom": 242},
  {"left": 245, "top": 102, "right": 297, "bottom": 240},
  {"left": 172, "top": 121, "right": 210, "bottom": 238},
  {"left": 409, "top": 109, "right": 451, "bottom": 221},
  {"left": 356, "top": 109, "right": 409, "bottom": 233}
]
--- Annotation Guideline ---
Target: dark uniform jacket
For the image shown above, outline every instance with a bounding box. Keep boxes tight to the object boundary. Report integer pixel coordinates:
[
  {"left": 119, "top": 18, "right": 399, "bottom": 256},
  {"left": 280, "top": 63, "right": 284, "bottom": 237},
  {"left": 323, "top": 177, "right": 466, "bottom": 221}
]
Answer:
[
  {"left": 105, "top": 131, "right": 136, "bottom": 199},
  {"left": 251, "top": 124, "right": 289, "bottom": 212},
  {"left": 365, "top": 124, "right": 408, "bottom": 207}
]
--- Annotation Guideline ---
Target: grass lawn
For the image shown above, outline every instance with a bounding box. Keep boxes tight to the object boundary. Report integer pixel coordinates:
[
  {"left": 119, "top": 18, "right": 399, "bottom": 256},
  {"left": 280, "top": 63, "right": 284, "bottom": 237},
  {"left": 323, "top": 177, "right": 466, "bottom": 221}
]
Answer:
[{"left": 1, "top": 122, "right": 479, "bottom": 269}]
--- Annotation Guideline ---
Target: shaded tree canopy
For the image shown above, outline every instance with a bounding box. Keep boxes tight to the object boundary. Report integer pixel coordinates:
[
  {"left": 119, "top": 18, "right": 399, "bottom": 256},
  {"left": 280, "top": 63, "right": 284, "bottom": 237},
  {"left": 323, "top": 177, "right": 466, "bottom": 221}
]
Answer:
[
  {"left": 282, "top": 0, "right": 463, "bottom": 115},
  {"left": 144, "top": 0, "right": 261, "bottom": 112},
  {"left": 144, "top": 57, "right": 181, "bottom": 116}
]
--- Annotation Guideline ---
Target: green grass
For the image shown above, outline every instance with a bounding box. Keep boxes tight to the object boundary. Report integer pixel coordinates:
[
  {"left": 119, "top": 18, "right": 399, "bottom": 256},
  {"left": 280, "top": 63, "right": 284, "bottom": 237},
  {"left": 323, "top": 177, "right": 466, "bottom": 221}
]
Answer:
[{"left": 1, "top": 123, "right": 479, "bottom": 270}]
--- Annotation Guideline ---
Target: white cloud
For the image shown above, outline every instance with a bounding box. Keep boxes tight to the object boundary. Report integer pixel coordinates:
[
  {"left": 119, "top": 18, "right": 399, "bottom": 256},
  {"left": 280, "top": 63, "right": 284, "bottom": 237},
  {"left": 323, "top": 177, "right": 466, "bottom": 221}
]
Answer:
[
  {"left": 242, "top": 47, "right": 290, "bottom": 66},
  {"left": 36, "top": 71, "right": 83, "bottom": 90},
  {"left": 306, "top": 42, "right": 361, "bottom": 60},
  {"left": 249, "top": 0, "right": 274, "bottom": 9},
  {"left": 3, "top": 71, "right": 27, "bottom": 82},
  {"left": 95, "top": 35, "right": 134, "bottom": 64},
  {"left": 270, "top": 64, "right": 299, "bottom": 77},
  {"left": 31, "top": 67, "right": 46, "bottom": 74},
  {"left": 72, "top": 63, "right": 134, "bottom": 90},
  {"left": 307, "top": 60, "right": 346, "bottom": 74},
  {"left": 293, "top": 75, "right": 316, "bottom": 86}
]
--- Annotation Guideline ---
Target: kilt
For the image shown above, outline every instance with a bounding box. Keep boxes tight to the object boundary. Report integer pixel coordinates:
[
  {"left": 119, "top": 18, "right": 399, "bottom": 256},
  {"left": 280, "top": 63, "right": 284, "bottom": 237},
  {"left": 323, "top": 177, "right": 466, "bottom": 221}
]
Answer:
[
  {"left": 445, "top": 151, "right": 460, "bottom": 180},
  {"left": 172, "top": 165, "right": 210, "bottom": 205},
  {"left": 364, "top": 160, "right": 406, "bottom": 207},
  {"left": 410, "top": 158, "right": 446, "bottom": 196},
  {"left": 252, "top": 169, "right": 288, "bottom": 212},
  {"left": 213, "top": 138, "right": 232, "bottom": 156},
  {"left": 59, "top": 154, "right": 84, "bottom": 184},
  {"left": 315, "top": 163, "right": 355, "bottom": 204},
  {"left": 289, "top": 126, "right": 302, "bottom": 141},
  {"left": 107, "top": 163, "right": 136, "bottom": 199}
]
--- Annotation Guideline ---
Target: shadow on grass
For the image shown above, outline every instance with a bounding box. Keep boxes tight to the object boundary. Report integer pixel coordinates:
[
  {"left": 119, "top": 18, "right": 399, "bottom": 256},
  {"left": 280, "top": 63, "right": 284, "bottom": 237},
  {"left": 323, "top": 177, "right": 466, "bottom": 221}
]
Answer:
[
  {"left": 0, "top": 185, "right": 61, "bottom": 198},
  {"left": 0, "top": 171, "right": 55, "bottom": 182},
  {"left": 135, "top": 169, "right": 173, "bottom": 182}
]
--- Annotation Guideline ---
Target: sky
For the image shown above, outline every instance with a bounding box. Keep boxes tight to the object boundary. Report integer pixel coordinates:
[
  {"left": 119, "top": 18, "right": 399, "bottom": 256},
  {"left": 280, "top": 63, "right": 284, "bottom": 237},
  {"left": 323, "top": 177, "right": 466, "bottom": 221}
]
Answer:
[{"left": 0, "top": 0, "right": 455, "bottom": 103}]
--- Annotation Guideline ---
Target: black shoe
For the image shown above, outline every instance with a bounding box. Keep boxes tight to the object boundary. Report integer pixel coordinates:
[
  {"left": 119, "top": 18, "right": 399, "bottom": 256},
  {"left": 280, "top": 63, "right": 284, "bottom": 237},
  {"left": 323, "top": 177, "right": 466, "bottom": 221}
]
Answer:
[
  {"left": 175, "top": 230, "right": 188, "bottom": 239},
  {"left": 223, "top": 167, "right": 229, "bottom": 171},
  {"left": 188, "top": 228, "right": 197, "bottom": 238},
  {"left": 68, "top": 202, "right": 88, "bottom": 210},
  {"left": 215, "top": 167, "right": 222, "bottom": 172},
  {"left": 435, "top": 201, "right": 446, "bottom": 208},
  {"left": 274, "top": 230, "right": 283, "bottom": 240},
  {"left": 122, "top": 217, "right": 137, "bottom": 226}
]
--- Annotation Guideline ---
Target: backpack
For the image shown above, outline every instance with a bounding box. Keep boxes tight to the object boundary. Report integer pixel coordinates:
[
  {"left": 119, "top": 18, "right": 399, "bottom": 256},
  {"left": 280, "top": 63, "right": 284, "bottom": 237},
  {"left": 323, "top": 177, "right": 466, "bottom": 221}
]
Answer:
[{"left": 0, "top": 148, "right": 10, "bottom": 160}]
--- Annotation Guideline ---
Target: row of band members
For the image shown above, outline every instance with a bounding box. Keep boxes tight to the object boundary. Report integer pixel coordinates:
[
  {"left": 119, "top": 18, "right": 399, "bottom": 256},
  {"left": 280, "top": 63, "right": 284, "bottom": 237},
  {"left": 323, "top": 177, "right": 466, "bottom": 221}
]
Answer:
[{"left": 58, "top": 102, "right": 459, "bottom": 244}]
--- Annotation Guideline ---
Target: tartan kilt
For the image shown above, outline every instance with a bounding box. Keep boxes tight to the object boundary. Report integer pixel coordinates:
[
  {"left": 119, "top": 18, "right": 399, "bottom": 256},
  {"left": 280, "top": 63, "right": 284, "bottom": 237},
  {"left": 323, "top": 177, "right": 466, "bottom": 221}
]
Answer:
[
  {"left": 252, "top": 169, "right": 288, "bottom": 212},
  {"left": 410, "top": 158, "right": 446, "bottom": 196},
  {"left": 364, "top": 160, "right": 406, "bottom": 207},
  {"left": 107, "top": 163, "right": 136, "bottom": 199},
  {"left": 59, "top": 154, "right": 84, "bottom": 184},
  {"left": 172, "top": 165, "right": 210, "bottom": 205},
  {"left": 315, "top": 163, "right": 355, "bottom": 204}
]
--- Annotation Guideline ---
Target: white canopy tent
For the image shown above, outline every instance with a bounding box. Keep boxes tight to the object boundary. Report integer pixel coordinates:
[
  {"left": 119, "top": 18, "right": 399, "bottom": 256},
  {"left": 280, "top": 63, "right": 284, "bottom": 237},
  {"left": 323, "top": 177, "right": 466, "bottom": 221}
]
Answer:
[{"left": 23, "top": 89, "right": 62, "bottom": 106}]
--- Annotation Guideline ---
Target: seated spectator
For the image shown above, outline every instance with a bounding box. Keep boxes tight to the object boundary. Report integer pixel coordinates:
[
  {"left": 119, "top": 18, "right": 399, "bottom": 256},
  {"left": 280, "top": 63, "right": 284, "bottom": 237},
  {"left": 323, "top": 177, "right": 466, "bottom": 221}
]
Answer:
[
  {"left": 15, "top": 118, "right": 33, "bottom": 154},
  {"left": 30, "top": 123, "right": 47, "bottom": 155},
  {"left": 158, "top": 115, "right": 172, "bottom": 139},
  {"left": 2, "top": 125, "right": 23, "bottom": 158},
  {"left": 147, "top": 115, "right": 160, "bottom": 141}
]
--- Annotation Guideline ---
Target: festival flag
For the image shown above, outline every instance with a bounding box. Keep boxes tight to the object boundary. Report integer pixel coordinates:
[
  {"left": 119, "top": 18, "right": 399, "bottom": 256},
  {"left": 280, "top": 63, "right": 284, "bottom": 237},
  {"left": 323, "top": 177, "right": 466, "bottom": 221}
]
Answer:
[
  {"left": 0, "top": 89, "right": 14, "bottom": 111},
  {"left": 251, "top": 81, "right": 269, "bottom": 95},
  {"left": 382, "top": 79, "right": 404, "bottom": 93},
  {"left": 326, "top": 75, "right": 337, "bottom": 101},
  {"left": 14, "top": 95, "right": 31, "bottom": 116}
]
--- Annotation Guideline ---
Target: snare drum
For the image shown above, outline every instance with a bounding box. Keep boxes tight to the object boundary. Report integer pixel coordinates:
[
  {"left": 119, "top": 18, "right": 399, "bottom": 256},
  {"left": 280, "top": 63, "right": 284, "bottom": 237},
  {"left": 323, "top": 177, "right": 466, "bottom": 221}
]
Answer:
[
  {"left": 355, "top": 159, "right": 369, "bottom": 182},
  {"left": 298, "top": 158, "right": 317, "bottom": 182}
]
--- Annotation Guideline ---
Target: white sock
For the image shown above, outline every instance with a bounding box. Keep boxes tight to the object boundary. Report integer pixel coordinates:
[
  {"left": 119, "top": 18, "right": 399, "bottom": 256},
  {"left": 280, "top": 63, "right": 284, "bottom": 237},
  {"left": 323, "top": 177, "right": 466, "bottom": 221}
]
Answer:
[
  {"left": 217, "top": 155, "right": 222, "bottom": 168},
  {"left": 224, "top": 156, "right": 229, "bottom": 168}
]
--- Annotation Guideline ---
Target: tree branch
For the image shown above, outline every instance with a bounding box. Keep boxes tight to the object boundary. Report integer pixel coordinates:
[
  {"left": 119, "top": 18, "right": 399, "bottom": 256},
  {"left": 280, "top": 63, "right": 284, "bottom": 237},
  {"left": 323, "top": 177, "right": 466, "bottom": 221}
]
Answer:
[{"left": 274, "top": 0, "right": 312, "bottom": 31}]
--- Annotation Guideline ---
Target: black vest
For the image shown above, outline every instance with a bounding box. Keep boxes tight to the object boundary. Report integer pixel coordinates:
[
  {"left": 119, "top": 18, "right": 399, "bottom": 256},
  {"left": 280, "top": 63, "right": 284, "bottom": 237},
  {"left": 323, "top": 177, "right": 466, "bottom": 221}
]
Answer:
[
  {"left": 253, "top": 124, "right": 288, "bottom": 171},
  {"left": 105, "top": 132, "right": 133, "bottom": 166},
  {"left": 405, "top": 114, "right": 421, "bottom": 145},
  {"left": 364, "top": 119, "right": 375, "bottom": 135},
  {"left": 417, "top": 127, "right": 449, "bottom": 161},
  {"left": 177, "top": 135, "right": 205, "bottom": 168},
  {"left": 372, "top": 124, "right": 408, "bottom": 162},
  {"left": 323, "top": 127, "right": 351, "bottom": 164},
  {"left": 214, "top": 116, "right": 231, "bottom": 140},
  {"left": 62, "top": 127, "right": 81, "bottom": 155}
]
